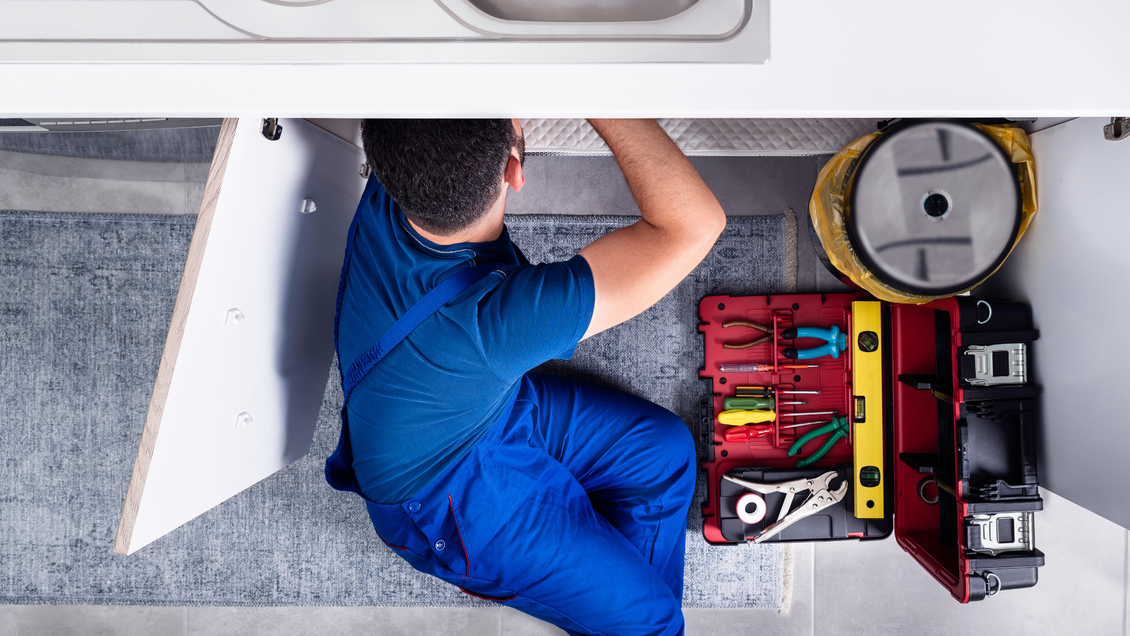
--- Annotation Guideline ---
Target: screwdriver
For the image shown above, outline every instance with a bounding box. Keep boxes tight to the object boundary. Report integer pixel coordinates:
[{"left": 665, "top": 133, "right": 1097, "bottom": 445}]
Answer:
[
  {"left": 723, "top": 425, "right": 774, "bottom": 442},
  {"left": 735, "top": 387, "right": 822, "bottom": 397},
  {"left": 718, "top": 409, "right": 776, "bottom": 425},
  {"left": 720, "top": 363, "right": 821, "bottom": 372},
  {"left": 778, "top": 419, "right": 832, "bottom": 429},
  {"left": 724, "top": 396, "right": 807, "bottom": 410},
  {"left": 720, "top": 363, "right": 773, "bottom": 372},
  {"left": 719, "top": 409, "right": 838, "bottom": 426}
]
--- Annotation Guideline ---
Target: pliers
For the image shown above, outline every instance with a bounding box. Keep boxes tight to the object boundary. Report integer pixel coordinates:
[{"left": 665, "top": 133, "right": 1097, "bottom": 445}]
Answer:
[
  {"left": 722, "top": 321, "right": 772, "bottom": 349},
  {"left": 780, "top": 326, "right": 848, "bottom": 360},
  {"left": 723, "top": 470, "right": 848, "bottom": 543},
  {"left": 787, "top": 416, "right": 849, "bottom": 468}
]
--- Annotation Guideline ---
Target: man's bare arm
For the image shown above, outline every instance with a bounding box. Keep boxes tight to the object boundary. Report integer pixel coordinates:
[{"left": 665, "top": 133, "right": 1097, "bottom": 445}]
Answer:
[{"left": 579, "top": 119, "right": 726, "bottom": 339}]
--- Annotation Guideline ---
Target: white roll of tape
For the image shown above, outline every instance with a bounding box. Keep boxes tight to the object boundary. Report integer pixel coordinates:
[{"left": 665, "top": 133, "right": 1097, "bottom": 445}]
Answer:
[{"left": 736, "top": 492, "right": 767, "bottom": 525}]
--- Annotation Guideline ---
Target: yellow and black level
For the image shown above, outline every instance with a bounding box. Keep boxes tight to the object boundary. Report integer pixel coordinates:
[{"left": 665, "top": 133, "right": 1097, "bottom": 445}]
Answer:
[{"left": 851, "top": 301, "right": 885, "bottom": 519}]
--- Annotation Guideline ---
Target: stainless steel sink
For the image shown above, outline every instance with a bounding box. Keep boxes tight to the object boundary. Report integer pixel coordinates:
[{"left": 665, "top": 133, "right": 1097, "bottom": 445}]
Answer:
[
  {"left": 0, "top": 0, "right": 768, "bottom": 63},
  {"left": 467, "top": 0, "right": 699, "bottom": 22}
]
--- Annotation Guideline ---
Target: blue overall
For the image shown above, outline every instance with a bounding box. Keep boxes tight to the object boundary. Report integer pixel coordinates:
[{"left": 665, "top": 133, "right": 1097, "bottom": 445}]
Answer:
[{"left": 325, "top": 189, "right": 697, "bottom": 636}]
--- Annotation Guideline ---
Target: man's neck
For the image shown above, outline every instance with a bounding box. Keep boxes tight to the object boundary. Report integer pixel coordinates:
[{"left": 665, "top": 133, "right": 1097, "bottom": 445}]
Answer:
[{"left": 408, "top": 195, "right": 507, "bottom": 246}]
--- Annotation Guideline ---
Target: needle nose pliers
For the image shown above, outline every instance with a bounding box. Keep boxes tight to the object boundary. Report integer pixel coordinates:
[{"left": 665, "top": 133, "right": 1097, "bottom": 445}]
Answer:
[
  {"left": 787, "top": 416, "right": 849, "bottom": 468},
  {"left": 722, "top": 321, "right": 772, "bottom": 349}
]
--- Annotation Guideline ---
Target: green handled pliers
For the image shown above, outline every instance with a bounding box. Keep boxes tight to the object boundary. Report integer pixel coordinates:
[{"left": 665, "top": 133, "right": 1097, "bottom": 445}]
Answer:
[{"left": 787, "top": 416, "right": 849, "bottom": 468}]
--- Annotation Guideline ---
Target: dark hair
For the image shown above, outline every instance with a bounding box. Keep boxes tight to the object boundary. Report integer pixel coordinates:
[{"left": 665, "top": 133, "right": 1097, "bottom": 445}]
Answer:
[{"left": 361, "top": 119, "right": 523, "bottom": 236}]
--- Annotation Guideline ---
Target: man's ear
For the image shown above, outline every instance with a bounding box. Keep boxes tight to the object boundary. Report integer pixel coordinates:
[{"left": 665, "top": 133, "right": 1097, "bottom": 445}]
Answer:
[{"left": 504, "top": 151, "right": 525, "bottom": 193}]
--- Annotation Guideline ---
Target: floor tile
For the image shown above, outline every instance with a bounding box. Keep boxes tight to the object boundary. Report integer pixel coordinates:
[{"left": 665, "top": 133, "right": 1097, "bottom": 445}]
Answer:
[
  {"left": 685, "top": 543, "right": 814, "bottom": 636},
  {"left": 813, "top": 489, "right": 1127, "bottom": 636},
  {"left": 12, "top": 606, "right": 186, "bottom": 636},
  {"left": 510, "top": 155, "right": 820, "bottom": 220},
  {"left": 508, "top": 155, "right": 637, "bottom": 217},
  {"left": 184, "top": 161, "right": 212, "bottom": 183},
  {"left": 499, "top": 607, "right": 568, "bottom": 636},
  {"left": 0, "top": 607, "right": 17, "bottom": 636},
  {"left": 186, "top": 607, "right": 499, "bottom": 636},
  {"left": 0, "top": 149, "right": 186, "bottom": 182},
  {"left": 813, "top": 263, "right": 853, "bottom": 294},
  {"left": 186, "top": 180, "right": 207, "bottom": 215},
  {"left": 690, "top": 156, "right": 820, "bottom": 219},
  {"left": 501, "top": 545, "right": 814, "bottom": 636},
  {"left": 0, "top": 169, "right": 192, "bottom": 215}
]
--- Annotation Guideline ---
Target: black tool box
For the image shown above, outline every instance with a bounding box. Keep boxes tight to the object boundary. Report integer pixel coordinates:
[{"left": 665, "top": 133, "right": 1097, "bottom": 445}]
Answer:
[{"left": 698, "top": 293, "right": 1044, "bottom": 602}]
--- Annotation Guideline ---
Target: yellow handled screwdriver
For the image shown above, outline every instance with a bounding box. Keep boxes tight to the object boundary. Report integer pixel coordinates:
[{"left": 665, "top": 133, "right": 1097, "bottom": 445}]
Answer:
[
  {"left": 718, "top": 409, "right": 839, "bottom": 426},
  {"left": 718, "top": 409, "right": 776, "bottom": 425}
]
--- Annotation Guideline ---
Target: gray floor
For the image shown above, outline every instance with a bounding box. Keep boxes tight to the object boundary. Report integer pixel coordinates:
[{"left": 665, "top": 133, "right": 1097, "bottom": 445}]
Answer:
[
  {"left": 511, "top": 154, "right": 843, "bottom": 294},
  {"left": 3, "top": 150, "right": 1126, "bottom": 635},
  {"left": 0, "top": 148, "right": 209, "bottom": 216}
]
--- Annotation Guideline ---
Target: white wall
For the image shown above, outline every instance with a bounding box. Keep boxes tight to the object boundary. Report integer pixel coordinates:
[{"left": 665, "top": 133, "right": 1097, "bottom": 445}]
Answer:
[{"left": 976, "top": 117, "right": 1130, "bottom": 530}]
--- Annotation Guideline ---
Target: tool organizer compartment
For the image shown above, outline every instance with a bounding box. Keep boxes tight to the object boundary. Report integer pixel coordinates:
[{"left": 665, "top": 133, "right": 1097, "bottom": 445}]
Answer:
[
  {"left": 892, "top": 297, "right": 1044, "bottom": 602},
  {"left": 698, "top": 292, "right": 893, "bottom": 545},
  {"left": 699, "top": 293, "right": 1044, "bottom": 602}
]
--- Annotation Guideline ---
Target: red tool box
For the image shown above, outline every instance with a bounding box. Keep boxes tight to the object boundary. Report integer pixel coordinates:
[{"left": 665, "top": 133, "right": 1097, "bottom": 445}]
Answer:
[{"left": 698, "top": 292, "right": 1044, "bottom": 602}]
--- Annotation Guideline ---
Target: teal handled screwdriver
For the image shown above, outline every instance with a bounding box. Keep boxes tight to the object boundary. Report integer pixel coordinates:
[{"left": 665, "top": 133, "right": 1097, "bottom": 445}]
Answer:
[{"left": 787, "top": 416, "right": 850, "bottom": 468}]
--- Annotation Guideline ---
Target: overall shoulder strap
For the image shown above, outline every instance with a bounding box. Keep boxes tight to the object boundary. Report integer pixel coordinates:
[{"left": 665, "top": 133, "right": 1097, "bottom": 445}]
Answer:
[
  {"left": 340, "top": 263, "right": 498, "bottom": 405},
  {"left": 326, "top": 178, "right": 499, "bottom": 497},
  {"left": 326, "top": 261, "right": 497, "bottom": 497}
]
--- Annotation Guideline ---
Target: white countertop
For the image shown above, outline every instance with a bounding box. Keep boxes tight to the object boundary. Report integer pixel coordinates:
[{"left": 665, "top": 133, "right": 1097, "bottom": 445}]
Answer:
[{"left": 1, "top": 0, "right": 1126, "bottom": 118}]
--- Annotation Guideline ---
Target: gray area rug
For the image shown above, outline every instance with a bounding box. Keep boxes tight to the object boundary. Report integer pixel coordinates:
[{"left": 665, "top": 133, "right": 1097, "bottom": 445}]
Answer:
[
  {"left": 0, "top": 127, "right": 220, "bottom": 163},
  {"left": 0, "top": 211, "right": 795, "bottom": 608}
]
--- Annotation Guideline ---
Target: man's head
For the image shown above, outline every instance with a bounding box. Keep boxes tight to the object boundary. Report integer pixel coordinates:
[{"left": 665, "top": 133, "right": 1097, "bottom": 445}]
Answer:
[{"left": 361, "top": 119, "right": 524, "bottom": 236}]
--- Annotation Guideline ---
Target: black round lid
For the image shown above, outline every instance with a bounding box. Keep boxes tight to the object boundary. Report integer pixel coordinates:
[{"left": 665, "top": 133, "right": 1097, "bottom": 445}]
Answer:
[{"left": 848, "top": 121, "right": 1021, "bottom": 295}]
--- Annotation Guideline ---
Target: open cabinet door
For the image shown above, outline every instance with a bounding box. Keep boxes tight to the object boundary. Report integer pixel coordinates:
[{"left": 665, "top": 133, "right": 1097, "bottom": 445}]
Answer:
[
  {"left": 977, "top": 117, "right": 1130, "bottom": 530},
  {"left": 114, "top": 118, "right": 366, "bottom": 555}
]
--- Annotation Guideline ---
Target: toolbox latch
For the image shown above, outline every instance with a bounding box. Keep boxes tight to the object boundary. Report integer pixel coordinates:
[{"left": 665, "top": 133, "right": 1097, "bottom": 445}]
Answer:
[
  {"left": 962, "top": 343, "right": 1027, "bottom": 386},
  {"left": 965, "top": 512, "right": 1034, "bottom": 556}
]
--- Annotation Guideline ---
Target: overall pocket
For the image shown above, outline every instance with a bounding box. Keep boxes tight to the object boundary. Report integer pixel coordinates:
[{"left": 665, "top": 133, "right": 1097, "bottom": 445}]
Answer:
[
  {"left": 412, "top": 449, "right": 548, "bottom": 598},
  {"left": 438, "top": 495, "right": 521, "bottom": 602},
  {"left": 420, "top": 495, "right": 472, "bottom": 579}
]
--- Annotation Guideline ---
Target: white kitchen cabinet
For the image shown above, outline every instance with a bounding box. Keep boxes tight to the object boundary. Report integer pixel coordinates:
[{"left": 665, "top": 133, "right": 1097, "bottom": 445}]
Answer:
[
  {"left": 0, "top": 1, "right": 1126, "bottom": 116},
  {"left": 114, "top": 118, "right": 366, "bottom": 554},
  {"left": 0, "top": 0, "right": 768, "bottom": 63}
]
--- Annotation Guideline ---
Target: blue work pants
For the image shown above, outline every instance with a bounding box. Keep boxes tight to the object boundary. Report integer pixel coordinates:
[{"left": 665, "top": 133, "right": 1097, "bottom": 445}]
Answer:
[{"left": 363, "top": 372, "right": 697, "bottom": 636}]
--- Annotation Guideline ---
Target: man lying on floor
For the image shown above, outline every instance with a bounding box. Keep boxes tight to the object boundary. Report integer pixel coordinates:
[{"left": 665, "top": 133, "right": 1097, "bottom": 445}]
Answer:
[{"left": 326, "top": 118, "right": 726, "bottom": 636}]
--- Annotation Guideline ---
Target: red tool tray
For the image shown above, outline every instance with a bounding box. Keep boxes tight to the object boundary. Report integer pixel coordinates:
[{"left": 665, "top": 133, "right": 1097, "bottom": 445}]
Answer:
[{"left": 699, "top": 292, "right": 1044, "bottom": 603}]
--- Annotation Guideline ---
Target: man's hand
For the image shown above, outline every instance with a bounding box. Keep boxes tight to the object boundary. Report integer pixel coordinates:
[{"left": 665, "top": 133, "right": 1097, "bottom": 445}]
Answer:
[{"left": 579, "top": 119, "right": 726, "bottom": 339}]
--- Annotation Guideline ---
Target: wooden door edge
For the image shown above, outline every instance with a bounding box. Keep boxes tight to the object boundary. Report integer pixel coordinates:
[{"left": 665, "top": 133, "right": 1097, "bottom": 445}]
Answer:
[{"left": 113, "top": 118, "right": 239, "bottom": 556}]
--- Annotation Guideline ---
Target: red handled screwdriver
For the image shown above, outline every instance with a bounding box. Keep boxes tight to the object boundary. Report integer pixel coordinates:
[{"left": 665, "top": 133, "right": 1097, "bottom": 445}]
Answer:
[{"left": 723, "top": 425, "right": 775, "bottom": 442}]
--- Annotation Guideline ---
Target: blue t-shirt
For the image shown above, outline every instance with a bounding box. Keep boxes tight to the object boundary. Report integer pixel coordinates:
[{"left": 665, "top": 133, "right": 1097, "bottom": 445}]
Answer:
[{"left": 337, "top": 179, "right": 595, "bottom": 504}]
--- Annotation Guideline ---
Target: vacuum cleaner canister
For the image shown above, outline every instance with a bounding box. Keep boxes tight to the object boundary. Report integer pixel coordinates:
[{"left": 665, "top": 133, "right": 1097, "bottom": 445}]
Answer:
[{"left": 847, "top": 121, "right": 1022, "bottom": 296}]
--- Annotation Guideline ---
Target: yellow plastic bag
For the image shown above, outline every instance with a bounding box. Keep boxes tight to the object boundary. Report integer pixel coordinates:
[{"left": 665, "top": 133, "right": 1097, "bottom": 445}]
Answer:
[{"left": 809, "top": 124, "right": 1038, "bottom": 304}]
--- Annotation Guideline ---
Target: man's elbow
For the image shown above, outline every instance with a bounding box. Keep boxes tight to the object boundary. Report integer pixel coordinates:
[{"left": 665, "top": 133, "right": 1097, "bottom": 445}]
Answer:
[
  {"left": 698, "top": 204, "right": 727, "bottom": 246},
  {"left": 710, "top": 207, "right": 727, "bottom": 239},
  {"left": 661, "top": 203, "right": 725, "bottom": 254}
]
